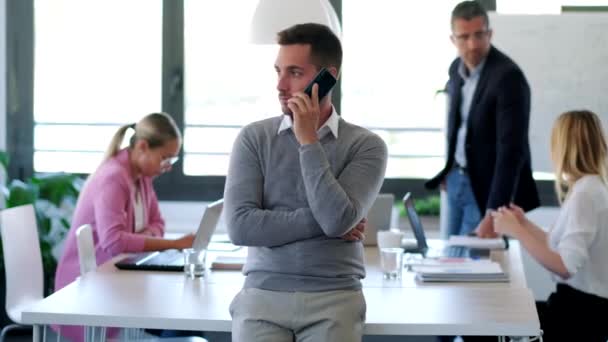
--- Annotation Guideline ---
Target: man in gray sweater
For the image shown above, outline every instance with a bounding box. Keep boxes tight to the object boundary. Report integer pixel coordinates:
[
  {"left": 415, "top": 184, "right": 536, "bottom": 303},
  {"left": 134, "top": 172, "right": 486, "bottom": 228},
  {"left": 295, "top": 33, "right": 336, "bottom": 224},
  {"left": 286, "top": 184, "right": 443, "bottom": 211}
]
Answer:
[{"left": 224, "top": 23, "right": 387, "bottom": 342}]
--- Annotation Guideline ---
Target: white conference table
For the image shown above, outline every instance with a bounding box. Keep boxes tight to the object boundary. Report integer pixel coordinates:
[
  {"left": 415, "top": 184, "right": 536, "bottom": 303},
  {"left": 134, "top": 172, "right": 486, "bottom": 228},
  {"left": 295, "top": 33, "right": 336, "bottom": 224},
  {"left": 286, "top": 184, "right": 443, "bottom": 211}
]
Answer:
[{"left": 22, "top": 241, "right": 540, "bottom": 340}]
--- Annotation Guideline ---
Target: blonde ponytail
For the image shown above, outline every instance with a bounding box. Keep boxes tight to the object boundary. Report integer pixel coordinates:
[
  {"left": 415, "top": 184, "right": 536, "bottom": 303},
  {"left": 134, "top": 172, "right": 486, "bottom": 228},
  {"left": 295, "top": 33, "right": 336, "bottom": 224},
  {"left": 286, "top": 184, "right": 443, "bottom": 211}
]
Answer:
[
  {"left": 103, "top": 123, "right": 134, "bottom": 162},
  {"left": 101, "top": 112, "right": 180, "bottom": 165}
]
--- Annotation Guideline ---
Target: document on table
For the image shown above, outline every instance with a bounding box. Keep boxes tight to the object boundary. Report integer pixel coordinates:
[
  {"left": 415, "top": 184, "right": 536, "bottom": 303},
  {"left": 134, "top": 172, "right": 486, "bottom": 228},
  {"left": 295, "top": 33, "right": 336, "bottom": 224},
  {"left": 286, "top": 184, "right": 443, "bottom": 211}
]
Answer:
[
  {"left": 447, "top": 236, "right": 507, "bottom": 249},
  {"left": 210, "top": 255, "right": 246, "bottom": 270},
  {"left": 404, "top": 256, "right": 492, "bottom": 267},
  {"left": 413, "top": 261, "right": 509, "bottom": 283}
]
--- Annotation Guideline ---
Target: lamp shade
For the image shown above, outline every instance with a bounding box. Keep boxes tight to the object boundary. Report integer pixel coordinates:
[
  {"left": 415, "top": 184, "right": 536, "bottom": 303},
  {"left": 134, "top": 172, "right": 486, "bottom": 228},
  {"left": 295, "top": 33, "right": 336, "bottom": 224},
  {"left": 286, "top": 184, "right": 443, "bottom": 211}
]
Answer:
[{"left": 250, "top": 0, "right": 341, "bottom": 44}]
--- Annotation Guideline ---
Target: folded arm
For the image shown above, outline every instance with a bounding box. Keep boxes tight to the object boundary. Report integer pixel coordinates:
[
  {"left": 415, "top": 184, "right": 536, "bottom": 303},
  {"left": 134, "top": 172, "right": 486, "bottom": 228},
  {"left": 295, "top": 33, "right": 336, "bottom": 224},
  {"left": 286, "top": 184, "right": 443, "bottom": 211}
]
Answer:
[
  {"left": 300, "top": 136, "right": 388, "bottom": 237},
  {"left": 224, "top": 128, "right": 326, "bottom": 247}
]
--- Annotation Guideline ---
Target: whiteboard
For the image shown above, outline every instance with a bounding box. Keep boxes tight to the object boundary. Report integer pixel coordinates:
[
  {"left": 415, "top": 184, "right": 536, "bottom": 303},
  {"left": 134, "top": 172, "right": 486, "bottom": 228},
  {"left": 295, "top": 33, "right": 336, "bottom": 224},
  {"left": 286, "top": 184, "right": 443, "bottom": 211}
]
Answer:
[{"left": 490, "top": 13, "right": 608, "bottom": 173}]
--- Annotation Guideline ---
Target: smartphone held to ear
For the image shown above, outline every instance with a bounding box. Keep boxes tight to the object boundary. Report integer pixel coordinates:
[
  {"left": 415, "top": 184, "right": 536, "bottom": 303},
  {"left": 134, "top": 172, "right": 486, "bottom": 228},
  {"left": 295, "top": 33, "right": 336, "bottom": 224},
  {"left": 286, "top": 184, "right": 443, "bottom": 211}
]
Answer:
[{"left": 303, "top": 68, "right": 337, "bottom": 101}]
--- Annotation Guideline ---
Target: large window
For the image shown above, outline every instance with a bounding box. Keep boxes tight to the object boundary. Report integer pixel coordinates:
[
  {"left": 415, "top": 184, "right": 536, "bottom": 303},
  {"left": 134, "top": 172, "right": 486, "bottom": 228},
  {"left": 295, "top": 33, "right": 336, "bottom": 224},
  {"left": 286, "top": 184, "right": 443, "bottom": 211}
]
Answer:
[
  {"left": 33, "top": 0, "right": 162, "bottom": 173},
  {"left": 497, "top": 0, "right": 608, "bottom": 13},
  {"left": 10, "top": 0, "right": 589, "bottom": 202},
  {"left": 342, "top": 1, "right": 461, "bottom": 178},
  {"left": 183, "top": 1, "right": 278, "bottom": 176}
]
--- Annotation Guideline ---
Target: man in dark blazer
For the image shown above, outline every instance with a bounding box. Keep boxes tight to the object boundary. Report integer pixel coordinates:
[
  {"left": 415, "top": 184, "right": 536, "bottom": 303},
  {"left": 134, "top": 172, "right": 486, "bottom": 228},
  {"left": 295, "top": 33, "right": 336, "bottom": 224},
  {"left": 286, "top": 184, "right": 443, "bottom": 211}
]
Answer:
[{"left": 426, "top": 1, "right": 540, "bottom": 239}]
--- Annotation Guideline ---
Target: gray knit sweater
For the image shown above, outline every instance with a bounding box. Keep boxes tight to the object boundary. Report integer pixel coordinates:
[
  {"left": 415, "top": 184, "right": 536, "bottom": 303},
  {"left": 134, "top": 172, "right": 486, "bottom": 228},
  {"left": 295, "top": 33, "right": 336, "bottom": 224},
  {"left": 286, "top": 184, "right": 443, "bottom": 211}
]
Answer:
[{"left": 224, "top": 115, "right": 387, "bottom": 292}]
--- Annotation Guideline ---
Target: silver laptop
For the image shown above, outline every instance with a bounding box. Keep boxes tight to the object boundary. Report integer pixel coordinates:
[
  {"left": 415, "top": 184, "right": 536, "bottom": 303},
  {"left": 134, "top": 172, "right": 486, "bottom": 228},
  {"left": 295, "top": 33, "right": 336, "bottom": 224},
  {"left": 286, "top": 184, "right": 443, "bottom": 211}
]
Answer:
[
  {"left": 115, "top": 199, "right": 225, "bottom": 271},
  {"left": 402, "top": 193, "right": 489, "bottom": 259},
  {"left": 363, "top": 193, "right": 394, "bottom": 246}
]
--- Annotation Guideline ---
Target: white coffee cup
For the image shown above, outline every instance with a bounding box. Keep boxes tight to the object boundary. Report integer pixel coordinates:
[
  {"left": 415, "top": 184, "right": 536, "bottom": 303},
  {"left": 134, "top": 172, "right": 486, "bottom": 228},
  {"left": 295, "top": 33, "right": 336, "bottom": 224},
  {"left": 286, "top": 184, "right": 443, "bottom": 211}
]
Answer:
[{"left": 377, "top": 229, "right": 404, "bottom": 249}]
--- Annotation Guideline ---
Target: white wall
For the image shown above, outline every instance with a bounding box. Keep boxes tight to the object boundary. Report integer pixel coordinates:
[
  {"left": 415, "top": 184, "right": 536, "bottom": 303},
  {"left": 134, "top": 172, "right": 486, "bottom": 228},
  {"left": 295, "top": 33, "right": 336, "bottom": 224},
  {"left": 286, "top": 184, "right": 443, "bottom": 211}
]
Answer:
[{"left": 490, "top": 13, "right": 608, "bottom": 173}]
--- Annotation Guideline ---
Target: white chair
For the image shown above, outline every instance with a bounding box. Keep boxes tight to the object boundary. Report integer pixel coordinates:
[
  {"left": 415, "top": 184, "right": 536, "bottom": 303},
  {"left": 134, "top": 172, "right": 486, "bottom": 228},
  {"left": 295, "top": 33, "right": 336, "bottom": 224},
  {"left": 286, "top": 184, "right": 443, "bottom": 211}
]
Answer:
[
  {"left": 74, "top": 224, "right": 207, "bottom": 342},
  {"left": 75, "top": 224, "right": 96, "bottom": 276},
  {"left": 0, "top": 204, "right": 44, "bottom": 341},
  {"left": 75, "top": 224, "right": 107, "bottom": 342}
]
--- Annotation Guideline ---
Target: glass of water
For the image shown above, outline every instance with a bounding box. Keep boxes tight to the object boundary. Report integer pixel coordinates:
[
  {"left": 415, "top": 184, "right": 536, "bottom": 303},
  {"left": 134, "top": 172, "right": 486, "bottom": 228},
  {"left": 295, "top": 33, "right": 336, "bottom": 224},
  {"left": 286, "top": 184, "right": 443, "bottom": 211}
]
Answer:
[
  {"left": 183, "top": 248, "right": 206, "bottom": 278},
  {"left": 380, "top": 247, "right": 403, "bottom": 280}
]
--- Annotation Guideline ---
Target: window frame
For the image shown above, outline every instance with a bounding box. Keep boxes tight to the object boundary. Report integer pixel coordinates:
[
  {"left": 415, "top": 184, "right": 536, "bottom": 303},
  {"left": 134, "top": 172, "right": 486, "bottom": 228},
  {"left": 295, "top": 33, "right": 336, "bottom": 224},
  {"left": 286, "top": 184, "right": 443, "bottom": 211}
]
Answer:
[{"left": 5, "top": 0, "right": 557, "bottom": 205}]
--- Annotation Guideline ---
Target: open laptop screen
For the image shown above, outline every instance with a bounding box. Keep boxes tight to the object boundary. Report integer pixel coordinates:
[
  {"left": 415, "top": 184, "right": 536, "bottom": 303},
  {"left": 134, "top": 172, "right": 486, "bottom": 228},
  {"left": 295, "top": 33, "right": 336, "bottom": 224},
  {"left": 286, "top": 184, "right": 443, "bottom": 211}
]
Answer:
[
  {"left": 403, "top": 192, "right": 429, "bottom": 251},
  {"left": 402, "top": 193, "right": 491, "bottom": 259},
  {"left": 192, "top": 198, "right": 224, "bottom": 251},
  {"left": 115, "top": 198, "right": 225, "bottom": 271}
]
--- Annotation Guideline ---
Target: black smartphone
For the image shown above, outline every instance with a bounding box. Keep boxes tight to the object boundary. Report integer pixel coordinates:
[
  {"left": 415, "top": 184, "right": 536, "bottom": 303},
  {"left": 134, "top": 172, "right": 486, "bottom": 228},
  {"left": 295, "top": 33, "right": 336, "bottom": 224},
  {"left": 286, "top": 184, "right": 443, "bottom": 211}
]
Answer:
[{"left": 303, "top": 67, "right": 337, "bottom": 101}]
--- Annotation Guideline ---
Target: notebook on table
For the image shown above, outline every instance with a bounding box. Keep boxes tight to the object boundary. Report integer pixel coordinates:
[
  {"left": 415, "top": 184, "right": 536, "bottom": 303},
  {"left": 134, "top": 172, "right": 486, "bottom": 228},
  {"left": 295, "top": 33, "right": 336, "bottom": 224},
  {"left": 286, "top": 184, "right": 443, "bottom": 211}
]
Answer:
[
  {"left": 210, "top": 255, "right": 246, "bottom": 271},
  {"left": 413, "top": 261, "right": 509, "bottom": 283},
  {"left": 115, "top": 198, "right": 225, "bottom": 272},
  {"left": 402, "top": 193, "right": 490, "bottom": 259}
]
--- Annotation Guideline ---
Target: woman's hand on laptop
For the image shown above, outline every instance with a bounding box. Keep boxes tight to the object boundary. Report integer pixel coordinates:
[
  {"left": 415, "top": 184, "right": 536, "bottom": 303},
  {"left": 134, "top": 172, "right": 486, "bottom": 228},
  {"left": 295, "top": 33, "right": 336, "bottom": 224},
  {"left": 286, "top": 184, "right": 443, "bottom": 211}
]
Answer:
[
  {"left": 173, "top": 233, "right": 196, "bottom": 250},
  {"left": 341, "top": 218, "right": 367, "bottom": 242}
]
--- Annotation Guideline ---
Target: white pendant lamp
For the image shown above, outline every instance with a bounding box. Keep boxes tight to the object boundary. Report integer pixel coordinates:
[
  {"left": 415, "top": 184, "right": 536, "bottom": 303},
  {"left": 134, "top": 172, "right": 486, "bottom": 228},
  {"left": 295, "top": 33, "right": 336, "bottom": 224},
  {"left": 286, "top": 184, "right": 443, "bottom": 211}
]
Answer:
[{"left": 250, "top": 0, "right": 342, "bottom": 44}]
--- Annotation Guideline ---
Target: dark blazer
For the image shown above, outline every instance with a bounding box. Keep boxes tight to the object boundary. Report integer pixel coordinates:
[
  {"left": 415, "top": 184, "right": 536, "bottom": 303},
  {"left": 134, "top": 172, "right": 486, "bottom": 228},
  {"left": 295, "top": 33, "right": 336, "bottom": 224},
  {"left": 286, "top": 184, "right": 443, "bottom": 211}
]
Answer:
[{"left": 426, "top": 46, "right": 540, "bottom": 213}]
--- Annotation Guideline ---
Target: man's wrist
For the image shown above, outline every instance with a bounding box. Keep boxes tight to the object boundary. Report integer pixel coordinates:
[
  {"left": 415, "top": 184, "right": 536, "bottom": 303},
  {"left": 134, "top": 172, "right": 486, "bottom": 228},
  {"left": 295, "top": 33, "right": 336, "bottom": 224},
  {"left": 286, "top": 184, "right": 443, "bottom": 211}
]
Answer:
[
  {"left": 298, "top": 135, "right": 318, "bottom": 145},
  {"left": 484, "top": 208, "right": 494, "bottom": 219}
]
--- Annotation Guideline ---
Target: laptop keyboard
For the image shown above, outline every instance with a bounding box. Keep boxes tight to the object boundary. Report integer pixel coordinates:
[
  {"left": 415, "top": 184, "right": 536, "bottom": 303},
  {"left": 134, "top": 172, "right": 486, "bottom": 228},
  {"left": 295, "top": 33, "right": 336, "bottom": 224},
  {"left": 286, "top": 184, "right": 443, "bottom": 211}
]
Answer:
[{"left": 444, "top": 246, "right": 467, "bottom": 258}]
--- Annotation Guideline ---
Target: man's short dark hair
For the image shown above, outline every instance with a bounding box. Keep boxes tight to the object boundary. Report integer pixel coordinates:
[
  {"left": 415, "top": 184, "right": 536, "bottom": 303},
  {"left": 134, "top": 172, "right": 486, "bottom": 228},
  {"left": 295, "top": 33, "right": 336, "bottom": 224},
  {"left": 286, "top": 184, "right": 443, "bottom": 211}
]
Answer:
[
  {"left": 451, "top": 1, "right": 490, "bottom": 29},
  {"left": 277, "top": 23, "right": 342, "bottom": 71}
]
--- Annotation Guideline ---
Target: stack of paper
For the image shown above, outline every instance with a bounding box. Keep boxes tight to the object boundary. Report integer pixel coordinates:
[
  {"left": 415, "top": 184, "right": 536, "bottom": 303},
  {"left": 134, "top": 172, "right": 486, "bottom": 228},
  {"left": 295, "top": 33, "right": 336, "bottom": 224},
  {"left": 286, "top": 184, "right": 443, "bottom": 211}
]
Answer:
[
  {"left": 447, "top": 236, "right": 507, "bottom": 249},
  {"left": 413, "top": 261, "right": 509, "bottom": 283},
  {"left": 404, "top": 256, "right": 487, "bottom": 267},
  {"left": 211, "top": 255, "right": 246, "bottom": 270}
]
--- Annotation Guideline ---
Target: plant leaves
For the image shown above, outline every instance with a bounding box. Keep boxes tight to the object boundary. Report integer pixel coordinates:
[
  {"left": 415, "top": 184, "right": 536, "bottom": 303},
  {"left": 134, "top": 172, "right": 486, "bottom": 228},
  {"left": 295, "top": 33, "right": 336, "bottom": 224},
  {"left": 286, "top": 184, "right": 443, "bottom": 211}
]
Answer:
[
  {"left": 1, "top": 168, "right": 84, "bottom": 278},
  {"left": 399, "top": 194, "right": 441, "bottom": 217},
  {"left": 6, "top": 179, "right": 37, "bottom": 208},
  {"left": 0, "top": 151, "right": 9, "bottom": 172},
  {"left": 31, "top": 173, "right": 80, "bottom": 206}
]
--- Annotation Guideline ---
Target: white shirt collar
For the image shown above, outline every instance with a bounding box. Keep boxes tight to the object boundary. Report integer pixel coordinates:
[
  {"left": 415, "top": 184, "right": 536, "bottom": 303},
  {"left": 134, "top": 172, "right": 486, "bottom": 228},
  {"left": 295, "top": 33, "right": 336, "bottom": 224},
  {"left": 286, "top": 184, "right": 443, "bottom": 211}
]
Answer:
[
  {"left": 458, "top": 57, "right": 487, "bottom": 80},
  {"left": 277, "top": 106, "right": 340, "bottom": 138}
]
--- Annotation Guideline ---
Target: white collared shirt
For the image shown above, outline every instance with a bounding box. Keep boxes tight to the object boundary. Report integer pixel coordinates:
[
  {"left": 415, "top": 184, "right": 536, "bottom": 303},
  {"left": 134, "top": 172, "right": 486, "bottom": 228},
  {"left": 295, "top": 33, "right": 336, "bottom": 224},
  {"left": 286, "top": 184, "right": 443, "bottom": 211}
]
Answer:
[
  {"left": 134, "top": 187, "right": 146, "bottom": 233},
  {"left": 549, "top": 175, "right": 608, "bottom": 299},
  {"left": 454, "top": 58, "right": 487, "bottom": 167},
  {"left": 277, "top": 106, "right": 339, "bottom": 139}
]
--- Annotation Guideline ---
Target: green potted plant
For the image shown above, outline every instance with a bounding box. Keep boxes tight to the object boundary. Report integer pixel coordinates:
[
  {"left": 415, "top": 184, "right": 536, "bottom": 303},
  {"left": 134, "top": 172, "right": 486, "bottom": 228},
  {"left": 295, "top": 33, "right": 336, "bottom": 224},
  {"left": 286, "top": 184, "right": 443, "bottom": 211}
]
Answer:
[
  {"left": 399, "top": 194, "right": 441, "bottom": 217},
  {"left": 0, "top": 151, "right": 84, "bottom": 293}
]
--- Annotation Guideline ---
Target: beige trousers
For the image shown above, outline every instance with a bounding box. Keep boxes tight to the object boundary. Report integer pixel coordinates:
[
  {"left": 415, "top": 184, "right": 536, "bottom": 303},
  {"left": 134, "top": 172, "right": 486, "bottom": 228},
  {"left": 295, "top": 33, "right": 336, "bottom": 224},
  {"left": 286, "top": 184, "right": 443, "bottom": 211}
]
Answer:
[{"left": 230, "top": 287, "right": 366, "bottom": 342}]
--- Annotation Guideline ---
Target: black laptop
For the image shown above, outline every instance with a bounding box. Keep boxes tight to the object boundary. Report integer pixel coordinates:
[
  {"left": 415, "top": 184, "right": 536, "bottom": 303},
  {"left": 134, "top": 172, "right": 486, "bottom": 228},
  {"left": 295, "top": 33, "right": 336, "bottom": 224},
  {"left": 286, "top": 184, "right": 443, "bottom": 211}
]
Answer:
[
  {"left": 402, "top": 193, "right": 490, "bottom": 259},
  {"left": 115, "top": 198, "right": 225, "bottom": 271}
]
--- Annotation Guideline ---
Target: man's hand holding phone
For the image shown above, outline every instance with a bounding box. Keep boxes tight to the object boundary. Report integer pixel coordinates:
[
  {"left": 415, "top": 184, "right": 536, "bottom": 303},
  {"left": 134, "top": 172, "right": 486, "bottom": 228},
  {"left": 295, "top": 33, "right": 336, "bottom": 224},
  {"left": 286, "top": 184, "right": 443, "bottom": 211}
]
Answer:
[
  {"left": 288, "top": 83, "right": 320, "bottom": 146},
  {"left": 287, "top": 67, "right": 337, "bottom": 146}
]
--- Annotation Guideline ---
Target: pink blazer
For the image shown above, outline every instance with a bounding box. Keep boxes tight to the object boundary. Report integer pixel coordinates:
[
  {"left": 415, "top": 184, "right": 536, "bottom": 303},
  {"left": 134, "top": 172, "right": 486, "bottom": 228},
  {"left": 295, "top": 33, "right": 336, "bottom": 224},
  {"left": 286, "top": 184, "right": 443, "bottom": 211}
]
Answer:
[{"left": 53, "top": 149, "right": 165, "bottom": 341}]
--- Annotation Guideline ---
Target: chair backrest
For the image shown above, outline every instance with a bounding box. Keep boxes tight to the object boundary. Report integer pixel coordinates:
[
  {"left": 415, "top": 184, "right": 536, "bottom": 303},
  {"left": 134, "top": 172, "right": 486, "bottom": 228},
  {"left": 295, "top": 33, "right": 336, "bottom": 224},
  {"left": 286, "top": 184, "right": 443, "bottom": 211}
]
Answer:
[
  {"left": 0, "top": 204, "right": 44, "bottom": 323},
  {"left": 75, "top": 224, "right": 97, "bottom": 275},
  {"left": 363, "top": 193, "right": 395, "bottom": 246}
]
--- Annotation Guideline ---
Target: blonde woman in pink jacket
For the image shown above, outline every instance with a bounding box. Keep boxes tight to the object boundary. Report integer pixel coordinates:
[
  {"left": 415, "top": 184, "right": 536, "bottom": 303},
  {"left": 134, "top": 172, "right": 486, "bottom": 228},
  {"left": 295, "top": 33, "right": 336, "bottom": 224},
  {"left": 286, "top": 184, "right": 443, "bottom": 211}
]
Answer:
[{"left": 54, "top": 112, "right": 195, "bottom": 341}]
